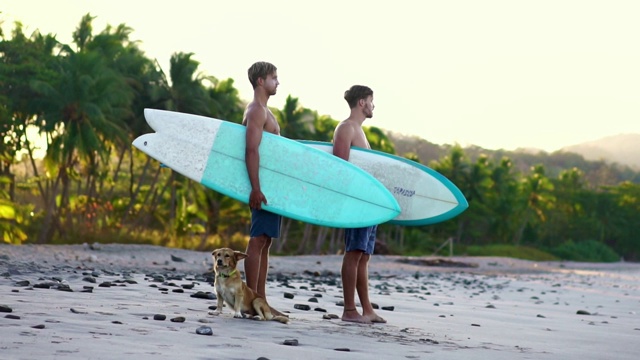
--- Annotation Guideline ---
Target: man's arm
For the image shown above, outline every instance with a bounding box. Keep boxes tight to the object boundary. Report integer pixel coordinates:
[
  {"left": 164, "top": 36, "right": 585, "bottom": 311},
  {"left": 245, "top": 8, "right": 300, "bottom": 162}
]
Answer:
[
  {"left": 245, "top": 106, "right": 267, "bottom": 209},
  {"left": 333, "top": 122, "right": 354, "bottom": 161}
]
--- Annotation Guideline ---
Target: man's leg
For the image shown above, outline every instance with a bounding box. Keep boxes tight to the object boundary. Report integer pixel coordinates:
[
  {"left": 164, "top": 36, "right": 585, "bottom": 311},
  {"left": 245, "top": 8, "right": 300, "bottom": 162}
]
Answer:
[
  {"left": 245, "top": 234, "right": 270, "bottom": 296},
  {"left": 256, "top": 237, "right": 272, "bottom": 297},
  {"left": 245, "top": 235, "right": 286, "bottom": 317},
  {"left": 356, "top": 254, "right": 386, "bottom": 323},
  {"left": 341, "top": 250, "right": 371, "bottom": 324}
]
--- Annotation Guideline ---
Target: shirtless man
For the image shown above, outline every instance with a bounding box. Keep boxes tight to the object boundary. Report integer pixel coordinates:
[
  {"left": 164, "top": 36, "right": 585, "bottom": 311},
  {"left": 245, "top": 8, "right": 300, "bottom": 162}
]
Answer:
[
  {"left": 242, "top": 61, "right": 282, "bottom": 313},
  {"left": 333, "top": 85, "right": 386, "bottom": 324}
]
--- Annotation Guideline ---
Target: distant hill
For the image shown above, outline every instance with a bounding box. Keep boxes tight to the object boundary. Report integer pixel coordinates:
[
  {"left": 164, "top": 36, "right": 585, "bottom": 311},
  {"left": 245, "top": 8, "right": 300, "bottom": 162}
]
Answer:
[
  {"left": 560, "top": 134, "right": 640, "bottom": 170},
  {"left": 385, "top": 131, "right": 640, "bottom": 187}
]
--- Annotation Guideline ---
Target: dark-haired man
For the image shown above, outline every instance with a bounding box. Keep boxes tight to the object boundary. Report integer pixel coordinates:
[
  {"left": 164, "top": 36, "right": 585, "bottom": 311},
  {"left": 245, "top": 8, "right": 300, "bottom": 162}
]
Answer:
[{"left": 333, "top": 85, "right": 386, "bottom": 324}]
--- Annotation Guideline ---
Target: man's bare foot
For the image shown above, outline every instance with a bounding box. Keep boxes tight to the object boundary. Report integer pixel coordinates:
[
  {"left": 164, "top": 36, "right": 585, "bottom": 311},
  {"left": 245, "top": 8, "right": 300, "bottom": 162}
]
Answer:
[
  {"left": 364, "top": 313, "right": 387, "bottom": 324},
  {"left": 341, "top": 308, "right": 372, "bottom": 324}
]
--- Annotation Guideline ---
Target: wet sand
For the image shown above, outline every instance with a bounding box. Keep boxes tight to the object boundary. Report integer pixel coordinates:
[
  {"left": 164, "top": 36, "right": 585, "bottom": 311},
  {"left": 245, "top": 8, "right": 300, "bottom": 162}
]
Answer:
[{"left": 1, "top": 244, "right": 639, "bottom": 359}]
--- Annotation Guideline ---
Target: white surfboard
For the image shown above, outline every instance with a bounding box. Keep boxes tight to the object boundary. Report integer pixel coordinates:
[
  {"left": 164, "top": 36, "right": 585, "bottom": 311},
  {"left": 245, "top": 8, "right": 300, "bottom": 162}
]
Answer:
[
  {"left": 132, "top": 109, "right": 401, "bottom": 228},
  {"left": 300, "top": 141, "right": 468, "bottom": 225}
]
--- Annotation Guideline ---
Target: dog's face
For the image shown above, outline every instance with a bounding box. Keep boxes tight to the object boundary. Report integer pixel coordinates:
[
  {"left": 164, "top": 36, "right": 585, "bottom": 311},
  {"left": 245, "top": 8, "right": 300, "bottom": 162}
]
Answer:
[{"left": 212, "top": 248, "right": 247, "bottom": 273}]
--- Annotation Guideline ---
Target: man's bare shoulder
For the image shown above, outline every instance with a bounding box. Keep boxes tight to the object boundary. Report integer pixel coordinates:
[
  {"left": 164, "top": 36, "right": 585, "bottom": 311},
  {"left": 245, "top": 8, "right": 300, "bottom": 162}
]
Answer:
[
  {"left": 335, "top": 119, "right": 359, "bottom": 132},
  {"left": 243, "top": 102, "right": 268, "bottom": 126}
]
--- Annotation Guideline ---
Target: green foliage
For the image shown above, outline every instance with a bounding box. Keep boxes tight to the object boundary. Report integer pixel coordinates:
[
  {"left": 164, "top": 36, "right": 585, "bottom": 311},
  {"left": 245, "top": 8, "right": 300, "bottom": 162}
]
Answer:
[
  {"left": 0, "top": 176, "right": 28, "bottom": 244},
  {"left": 462, "top": 244, "right": 559, "bottom": 261},
  {"left": 387, "top": 227, "right": 438, "bottom": 256},
  {"left": 550, "top": 240, "right": 620, "bottom": 263}
]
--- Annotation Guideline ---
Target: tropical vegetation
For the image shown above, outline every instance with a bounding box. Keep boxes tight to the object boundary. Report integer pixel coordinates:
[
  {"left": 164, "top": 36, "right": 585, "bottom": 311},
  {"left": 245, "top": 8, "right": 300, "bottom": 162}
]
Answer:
[{"left": 1, "top": 16, "right": 639, "bottom": 262}]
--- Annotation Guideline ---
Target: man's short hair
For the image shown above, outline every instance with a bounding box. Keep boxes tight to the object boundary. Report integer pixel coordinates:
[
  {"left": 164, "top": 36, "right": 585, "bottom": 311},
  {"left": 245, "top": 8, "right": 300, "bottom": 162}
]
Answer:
[
  {"left": 344, "top": 85, "right": 373, "bottom": 108},
  {"left": 248, "top": 61, "right": 277, "bottom": 89}
]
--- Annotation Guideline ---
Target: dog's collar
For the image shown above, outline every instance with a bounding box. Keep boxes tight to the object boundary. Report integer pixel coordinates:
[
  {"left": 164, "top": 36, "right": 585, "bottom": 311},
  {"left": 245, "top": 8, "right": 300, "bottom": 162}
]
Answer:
[{"left": 217, "top": 269, "right": 237, "bottom": 278}]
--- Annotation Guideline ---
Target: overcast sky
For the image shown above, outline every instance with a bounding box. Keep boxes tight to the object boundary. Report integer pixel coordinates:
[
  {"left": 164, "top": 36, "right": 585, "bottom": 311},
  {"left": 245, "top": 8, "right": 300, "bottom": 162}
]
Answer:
[{"left": 3, "top": 0, "right": 640, "bottom": 152}]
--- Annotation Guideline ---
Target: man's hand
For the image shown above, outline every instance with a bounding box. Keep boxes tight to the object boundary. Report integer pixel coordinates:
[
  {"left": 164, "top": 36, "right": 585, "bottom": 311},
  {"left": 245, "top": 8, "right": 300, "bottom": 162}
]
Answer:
[{"left": 249, "top": 189, "right": 267, "bottom": 210}]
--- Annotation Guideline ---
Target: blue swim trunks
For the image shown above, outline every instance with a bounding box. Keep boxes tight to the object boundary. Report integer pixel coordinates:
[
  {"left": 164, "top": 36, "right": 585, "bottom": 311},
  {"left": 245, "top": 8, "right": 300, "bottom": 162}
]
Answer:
[
  {"left": 344, "top": 225, "right": 378, "bottom": 255},
  {"left": 250, "top": 208, "right": 282, "bottom": 238}
]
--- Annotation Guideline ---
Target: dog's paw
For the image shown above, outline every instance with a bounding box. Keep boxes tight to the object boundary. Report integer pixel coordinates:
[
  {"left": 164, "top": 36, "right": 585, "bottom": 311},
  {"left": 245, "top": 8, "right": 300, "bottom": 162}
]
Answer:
[
  {"left": 211, "top": 310, "right": 222, "bottom": 316},
  {"left": 252, "top": 315, "right": 264, "bottom": 321},
  {"left": 233, "top": 313, "right": 243, "bottom": 319}
]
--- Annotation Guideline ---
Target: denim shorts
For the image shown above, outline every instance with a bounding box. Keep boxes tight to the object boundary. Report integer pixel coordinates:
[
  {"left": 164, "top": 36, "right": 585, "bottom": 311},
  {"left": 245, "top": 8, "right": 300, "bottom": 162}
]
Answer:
[
  {"left": 250, "top": 208, "right": 282, "bottom": 238},
  {"left": 344, "top": 225, "right": 378, "bottom": 255}
]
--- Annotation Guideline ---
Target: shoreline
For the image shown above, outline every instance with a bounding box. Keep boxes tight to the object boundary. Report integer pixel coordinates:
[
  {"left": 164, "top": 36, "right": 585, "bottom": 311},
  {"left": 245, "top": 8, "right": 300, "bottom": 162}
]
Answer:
[{"left": 1, "top": 244, "right": 639, "bottom": 359}]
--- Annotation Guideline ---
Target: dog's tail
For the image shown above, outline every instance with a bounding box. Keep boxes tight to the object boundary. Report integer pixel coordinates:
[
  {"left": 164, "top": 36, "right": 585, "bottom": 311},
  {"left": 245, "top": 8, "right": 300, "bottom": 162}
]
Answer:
[
  {"left": 254, "top": 300, "right": 290, "bottom": 324},
  {"left": 268, "top": 315, "right": 289, "bottom": 324}
]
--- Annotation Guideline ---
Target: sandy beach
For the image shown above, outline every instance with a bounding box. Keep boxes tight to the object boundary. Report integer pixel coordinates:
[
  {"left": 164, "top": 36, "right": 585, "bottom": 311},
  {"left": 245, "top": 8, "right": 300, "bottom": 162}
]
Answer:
[{"left": 1, "top": 243, "right": 639, "bottom": 360}]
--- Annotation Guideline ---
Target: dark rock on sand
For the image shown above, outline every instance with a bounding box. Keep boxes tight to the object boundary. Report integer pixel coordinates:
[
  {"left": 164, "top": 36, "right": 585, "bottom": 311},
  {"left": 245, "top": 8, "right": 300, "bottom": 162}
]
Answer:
[
  {"left": 171, "top": 316, "right": 186, "bottom": 322},
  {"left": 150, "top": 274, "right": 165, "bottom": 282},
  {"left": 294, "top": 304, "right": 311, "bottom": 311},
  {"left": 283, "top": 339, "right": 299, "bottom": 346},
  {"left": 57, "top": 284, "right": 73, "bottom": 292},
  {"left": 5, "top": 314, "right": 20, "bottom": 319},
  {"left": 577, "top": 310, "right": 591, "bottom": 315},
  {"left": 196, "top": 326, "right": 213, "bottom": 335},
  {"left": 33, "top": 282, "right": 54, "bottom": 289},
  {"left": 153, "top": 314, "right": 167, "bottom": 321},
  {"left": 323, "top": 314, "right": 340, "bottom": 320},
  {"left": 190, "top": 291, "right": 216, "bottom": 300},
  {"left": 284, "top": 292, "right": 294, "bottom": 299},
  {"left": 0, "top": 305, "right": 12, "bottom": 313}
]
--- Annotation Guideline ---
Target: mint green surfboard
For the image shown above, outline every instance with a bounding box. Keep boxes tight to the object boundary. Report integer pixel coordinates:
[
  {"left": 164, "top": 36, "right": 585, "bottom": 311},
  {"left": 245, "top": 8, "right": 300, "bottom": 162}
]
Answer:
[{"left": 132, "top": 109, "right": 400, "bottom": 228}]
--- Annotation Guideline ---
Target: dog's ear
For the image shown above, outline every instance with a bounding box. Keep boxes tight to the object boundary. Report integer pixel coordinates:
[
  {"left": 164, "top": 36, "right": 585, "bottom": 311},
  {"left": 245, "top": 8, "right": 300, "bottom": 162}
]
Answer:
[{"left": 234, "top": 251, "right": 248, "bottom": 261}]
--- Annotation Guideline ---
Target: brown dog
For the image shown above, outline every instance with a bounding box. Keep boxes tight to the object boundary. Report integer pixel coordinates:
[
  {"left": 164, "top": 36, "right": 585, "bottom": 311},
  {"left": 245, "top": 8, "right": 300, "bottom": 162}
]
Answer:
[{"left": 211, "top": 248, "right": 288, "bottom": 324}]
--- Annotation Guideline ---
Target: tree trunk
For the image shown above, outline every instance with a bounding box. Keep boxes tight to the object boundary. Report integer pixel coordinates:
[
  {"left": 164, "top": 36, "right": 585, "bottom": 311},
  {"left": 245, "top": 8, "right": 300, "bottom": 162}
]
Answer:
[
  {"left": 277, "top": 217, "right": 293, "bottom": 253},
  {"left": 313, "top": 226, "right": 329, "bottom": 254},
  {"left": 296, "top": 223, "right": 312, "bottom": 254}
]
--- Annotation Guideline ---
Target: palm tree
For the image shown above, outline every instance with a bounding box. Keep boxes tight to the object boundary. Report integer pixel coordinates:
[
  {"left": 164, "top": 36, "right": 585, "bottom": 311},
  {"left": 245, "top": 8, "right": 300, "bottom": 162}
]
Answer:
[
  {"left": 166, "top": 52, "right": 211, "bottom": 114},
  {"left": 0, "top": 22, "right": 59, "bottom": 202},
  {"left": 275, "top": 95, "right": 315, "bottom": 140},
  {"left": 514, "top": 164, "right": 555, "bottom": 245},
  {"left": 28, "top": 15, "right": 134, "bottom": 242},
  {"left": 486, "top": 157, "right": 522, "bottom": 243}
]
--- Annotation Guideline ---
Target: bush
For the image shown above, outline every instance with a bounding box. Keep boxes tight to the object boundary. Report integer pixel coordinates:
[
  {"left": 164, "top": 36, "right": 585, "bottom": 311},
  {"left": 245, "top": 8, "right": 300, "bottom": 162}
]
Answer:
[
  {"left": 462, "top": 244, "right": 559, "bottom": 261},
  {"left": 551, "top": 240, "right": 620, "bottom": 263}
]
